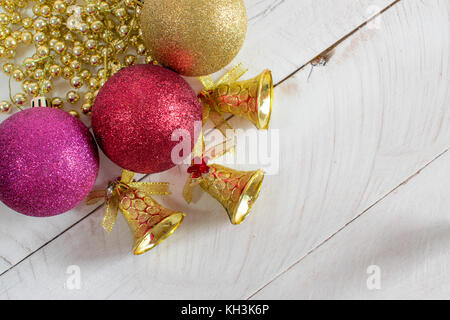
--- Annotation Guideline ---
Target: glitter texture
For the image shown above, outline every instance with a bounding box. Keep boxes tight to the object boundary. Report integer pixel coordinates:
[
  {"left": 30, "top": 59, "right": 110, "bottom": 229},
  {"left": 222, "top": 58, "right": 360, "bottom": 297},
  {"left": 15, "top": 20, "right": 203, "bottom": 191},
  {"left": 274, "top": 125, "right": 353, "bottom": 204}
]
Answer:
[
  {"left": 0, "top": 108, "right": 99, "bottom": 217},
  {"left": 140, "top": 0, "right": 247, "bottom": 76},
  {"left": 91, "top": 64, "right": 202, "bottom": 174}
]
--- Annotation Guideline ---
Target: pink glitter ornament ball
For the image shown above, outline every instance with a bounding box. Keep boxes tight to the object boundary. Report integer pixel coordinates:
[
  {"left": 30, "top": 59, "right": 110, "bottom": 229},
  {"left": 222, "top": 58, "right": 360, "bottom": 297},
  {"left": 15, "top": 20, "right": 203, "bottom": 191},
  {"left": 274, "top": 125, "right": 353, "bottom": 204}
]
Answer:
[
  {"left": 92, "top": 64, "right": 202, "bottom": 174},
  {"left": 0, "top": 108, "right": 99, "bottom": 217}
]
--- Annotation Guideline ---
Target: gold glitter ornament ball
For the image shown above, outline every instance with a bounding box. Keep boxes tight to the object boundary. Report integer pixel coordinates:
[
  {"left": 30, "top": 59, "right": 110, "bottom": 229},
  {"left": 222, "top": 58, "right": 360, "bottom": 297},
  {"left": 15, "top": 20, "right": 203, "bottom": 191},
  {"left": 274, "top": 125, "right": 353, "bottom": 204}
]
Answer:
[{"left": 140, "top": 0, "right": 247, "bottom": 77}]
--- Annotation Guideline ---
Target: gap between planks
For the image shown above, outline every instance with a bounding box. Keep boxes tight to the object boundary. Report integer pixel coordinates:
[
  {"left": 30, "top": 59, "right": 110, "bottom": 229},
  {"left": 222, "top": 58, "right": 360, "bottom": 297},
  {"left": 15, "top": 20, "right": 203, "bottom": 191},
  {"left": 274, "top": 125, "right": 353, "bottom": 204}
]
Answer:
[{"left": 0, "top": 0, "right": 404, "bottom": 279}]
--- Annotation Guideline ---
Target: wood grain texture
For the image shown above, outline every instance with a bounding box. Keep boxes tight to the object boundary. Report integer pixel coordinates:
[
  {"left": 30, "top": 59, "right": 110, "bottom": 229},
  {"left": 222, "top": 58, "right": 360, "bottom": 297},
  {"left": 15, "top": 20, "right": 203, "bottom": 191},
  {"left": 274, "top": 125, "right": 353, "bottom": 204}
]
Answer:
[
  {"left": 0, "top": 0, "right": 448, "bottom": 299},
  {"left": 251, "top": 151, "right": 450, "bottom": 299},
  {"left": 0, "top": 0, "right": 394, "bottom": 276}
]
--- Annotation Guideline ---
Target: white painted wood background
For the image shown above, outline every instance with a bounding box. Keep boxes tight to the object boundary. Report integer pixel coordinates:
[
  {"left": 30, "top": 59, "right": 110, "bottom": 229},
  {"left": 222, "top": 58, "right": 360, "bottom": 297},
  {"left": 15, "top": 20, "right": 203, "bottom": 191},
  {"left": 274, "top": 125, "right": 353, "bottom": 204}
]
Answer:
[{"left": 0, "top": 0, "right": 449, "bottom": 299}]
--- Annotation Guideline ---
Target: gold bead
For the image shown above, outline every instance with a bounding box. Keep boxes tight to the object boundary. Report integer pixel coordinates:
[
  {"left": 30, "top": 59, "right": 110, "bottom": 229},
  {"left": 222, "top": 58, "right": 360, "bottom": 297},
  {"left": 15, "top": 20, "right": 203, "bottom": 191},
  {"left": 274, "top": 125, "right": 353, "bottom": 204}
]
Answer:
[
  {"left": 98, "top": 78, "right": 106, "bottom": 88},
  {"left": 10, "top": 13, "right": 21, "bottom": 25},
  {"left": 124, "top": 54, "right": 136, "bottom": 66},
  {"left": 3, "top": 3, "right": 15, "bottom": 13},
  {"left": 12, "top": 69, "right": 24, "bottom": 81},
  {"left": 80, "top": 69, "right": 91, "bottom": 80},
  {"left": 124, "top": 0, "right": 135, "bottom": 7},
  {"left": 50, "top": 30, "right": 61, "bottom": 39},
  {"left": 114, "top": 8, "right": 128, "bottom": 20},
  {"left": 11, "top": 31, "right": 21, "bottom": 40},
  {"left": 81, "top": 103, "right": 92, "bottom": 115},
  {"left": 62, "top": 66, "right": 74, "bottom": 79},
  {"left": 22, "top": 80, "right": 30, "bottom": 90},
  {"left": 49, "top": 64, "right": 61, "bottom": 77},
  {"left": 10, "top": 31, "right": 19, "bottom": 40},
  {"left": 22, "top": 17, "right": 33, "bottom": 29},
  {"left": 88, "top": 78, "right": 99, "bottom": 90},
  {"left": 5, "top": 48, "right": 15, "bottom": 58},
  {"left": 118, "top": 25, "right": 129, "bottom": 37},
  {"left": 70, "top": 59, "right": 81, "bottom": 71},
  {"left": 84, "top": 91, "right": 95, "bottom": 102},
  {"left": 39, "top": 5, "right": 51, "bottom": 17},
  {"left": 48, "top": 38, "right": 58, "bottom": 48},
  {"left": 85, "top": 16, "right": 94, "bottom": 25},
  {"left": 85, "top": 39, "right": 97, "bottom": 51},
  {"left": 23, "top": 58, "right": 37, "bottom": 71},
  {"left": 49, "top": 16, "right": 62, "bottom": 28},
  {"left": 4, "top": 36, "right": 17, "bottom": 49},
  {"left": 99, "top": 1, "right": 110, "bottom": 12},
  {"left": 90, "top": 55, "right": 101, "bottom": 66},
  {"left": 78, "top": 23, "right": 89, "bottom": 35},
  {"left": 0, "top": 101, "right": 11, "bottom": 113},
  {"left": 51, "top": 97, "right": 64, "bottom": 109},
  {"left": 36, "top": 45, "right": 49, "bottom": 57},
  {"left": 97, "top": 68, "right": 106, "bottom": 79},
  {"left": 42, "top": 79, "right": 52, "bottom": 93},
  {"left": 26, "top": 82, "right": 39, "bottom": 95},
  {"left": 21, "top": 31, "right": 32, "bottom": 44},
  {"left": 68, "top": 110, "right": 80, "bottom": 118},
  {"left": 13, "top": 93, "right": 27, "bottom": 106},
  {"left": 61, "top": 53, "right": 72, "bottom": 65},
  {"left": 2, "top": 63, "right": 14, "bottom": 74},
  {"left": 136, "top": 44, "right": 147, "bottom": 56},
  {"left": 32, "top": 4, "right": 41, "bottom": 15},
  {"left": 53, "top": 41, "right": 66, "bottom": 54},
  {"left": 53, "top": 0, "right": 66, "bottom": 14},
  {"left": 33, "top": 18, "right": 47, "bottom": 31},
  {"left": 66, "top": 90, "right": 80, "bottom": 104},
  {"left": 0, "top": 13, "right": 10, "bottom": 25},
  {"left": 63, "top": 32, "right": 75, "bottom": 42},
  {"left": 135, "top": 6, "right": 142, "bottom": 16},
  {"left": 70, "top": 76, "right": 83, "bottom": 89},
  {"left": 0, "top": 26, "right": 11, "bottom": 38},
  {"left": 85, "top": 3, "right": 97, "bottom": 15},
  {"left": 91, "top": 21, "right": 103, "bottom": 33},
  {"left": 145, "top": 54, "right": 155, "bottom": 64},
  {"left": 33, "top": 69, "right": 44, "bottom": 80},
  {"left": 0, "top": 46, "right": 5, "bottom": 58},
  {"left": 72, "top": 45, "right": 84, "bottom": 57},
  {"left": 33, "top": 31, "right": 46, "bottom": 44},
  {"left": 16, "top": 0, "right": 26, "bottom": 8}
]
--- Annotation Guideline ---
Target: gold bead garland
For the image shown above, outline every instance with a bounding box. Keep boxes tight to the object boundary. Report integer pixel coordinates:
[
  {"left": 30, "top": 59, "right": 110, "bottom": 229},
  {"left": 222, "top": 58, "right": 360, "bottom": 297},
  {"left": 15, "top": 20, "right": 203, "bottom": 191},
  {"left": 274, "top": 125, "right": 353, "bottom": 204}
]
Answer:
[{"left": 0, "top": 0, "right": 154, "bottom": 115}]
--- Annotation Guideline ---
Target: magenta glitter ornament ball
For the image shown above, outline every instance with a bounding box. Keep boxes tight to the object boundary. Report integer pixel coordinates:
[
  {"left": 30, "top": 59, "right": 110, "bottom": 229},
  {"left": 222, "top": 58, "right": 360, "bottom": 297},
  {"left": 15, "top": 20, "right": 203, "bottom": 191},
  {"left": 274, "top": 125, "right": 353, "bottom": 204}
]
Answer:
[
  {"left": 0, "top": 108, "right": 99, "bottom": 217},
  {"left": 92, "top": 64, "right": 202, "bottom": 174}
]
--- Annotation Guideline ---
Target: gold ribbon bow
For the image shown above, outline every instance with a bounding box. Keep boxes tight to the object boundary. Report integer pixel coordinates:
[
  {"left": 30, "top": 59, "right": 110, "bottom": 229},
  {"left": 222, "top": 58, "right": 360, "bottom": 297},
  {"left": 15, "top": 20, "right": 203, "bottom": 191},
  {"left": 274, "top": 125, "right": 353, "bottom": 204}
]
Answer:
[
  {"left": 86, "top": 170, "right": 170, "bottom": 233},
  {"left": 198, "top": 63, "right": 248, "bottom": 136}
]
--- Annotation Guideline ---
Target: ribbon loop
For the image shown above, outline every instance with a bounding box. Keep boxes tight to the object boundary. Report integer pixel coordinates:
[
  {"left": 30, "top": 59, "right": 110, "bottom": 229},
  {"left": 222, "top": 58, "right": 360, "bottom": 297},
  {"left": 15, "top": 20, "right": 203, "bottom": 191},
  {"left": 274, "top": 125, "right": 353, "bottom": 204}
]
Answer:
[
  {"left": 198, "top": 64, "right": 248, "bottom": 137},
  {"left": 86, "top": 170, "right": 171, "bottom": 233}
]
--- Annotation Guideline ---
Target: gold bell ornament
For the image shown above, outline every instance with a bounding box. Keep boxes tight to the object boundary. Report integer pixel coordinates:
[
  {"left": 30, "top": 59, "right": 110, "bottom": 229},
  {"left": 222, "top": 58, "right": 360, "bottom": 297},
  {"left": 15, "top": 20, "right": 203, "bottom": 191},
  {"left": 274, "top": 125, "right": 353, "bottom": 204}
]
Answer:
[
  {"left": 199, "top": 65, "right": 274, "bottom": 135},
  {"left": 184, "top": 157, "right": 264, "bottom": 225},
  {"left": 87, "top": 170, "right": 185, "bottom": 255}
]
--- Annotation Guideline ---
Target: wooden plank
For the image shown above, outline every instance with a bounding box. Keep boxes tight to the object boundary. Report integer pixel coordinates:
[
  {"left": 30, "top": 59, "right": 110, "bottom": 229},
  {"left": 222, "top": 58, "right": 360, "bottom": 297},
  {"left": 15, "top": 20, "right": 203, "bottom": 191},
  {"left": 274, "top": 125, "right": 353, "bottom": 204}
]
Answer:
[
  {"left": 250, "top": 151, "right": 450, "bottom": 299},
  {"left": 0, "top": 0, "right": 448, "bottom": 299},
  {"left": 0, "top": 0, "right": 394, "bottom": 275}
]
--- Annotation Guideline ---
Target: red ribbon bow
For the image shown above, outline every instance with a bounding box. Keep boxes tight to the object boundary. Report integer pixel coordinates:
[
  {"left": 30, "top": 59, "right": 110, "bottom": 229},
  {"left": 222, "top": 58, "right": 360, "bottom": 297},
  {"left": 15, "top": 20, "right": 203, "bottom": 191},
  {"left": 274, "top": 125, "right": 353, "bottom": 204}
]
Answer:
[{"left": 187, "top": 157, "right": 210, "bottom": 179}]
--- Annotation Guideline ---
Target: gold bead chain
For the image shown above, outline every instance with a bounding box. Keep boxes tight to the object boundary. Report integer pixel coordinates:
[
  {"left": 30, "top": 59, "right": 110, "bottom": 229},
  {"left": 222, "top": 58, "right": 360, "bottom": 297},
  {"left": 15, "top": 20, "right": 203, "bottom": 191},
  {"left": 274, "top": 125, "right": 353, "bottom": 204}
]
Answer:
[{"left": 0, "top": 0, "right": 153, "bottom": 116}]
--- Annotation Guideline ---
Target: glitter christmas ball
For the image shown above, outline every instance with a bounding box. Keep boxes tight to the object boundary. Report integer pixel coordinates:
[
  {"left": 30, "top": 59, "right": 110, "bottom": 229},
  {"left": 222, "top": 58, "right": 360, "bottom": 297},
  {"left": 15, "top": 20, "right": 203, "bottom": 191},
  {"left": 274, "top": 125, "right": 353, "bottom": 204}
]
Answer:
[
  {"left": 92, "top": 64, "right": 202, "bottom": 174},
  {"left": 140, "top": 0, "right": 247, "bottom": 76},
  {"left": 0, "top": 108, "right": 99, "bottom": 217}
]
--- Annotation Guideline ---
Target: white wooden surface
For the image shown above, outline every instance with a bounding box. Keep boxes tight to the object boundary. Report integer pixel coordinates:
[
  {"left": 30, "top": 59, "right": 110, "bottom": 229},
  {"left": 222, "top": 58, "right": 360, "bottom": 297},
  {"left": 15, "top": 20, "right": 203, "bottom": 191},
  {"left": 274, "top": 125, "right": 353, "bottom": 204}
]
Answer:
[{"left": 0, "top": 0, "right": 449, "bottom": 299}]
